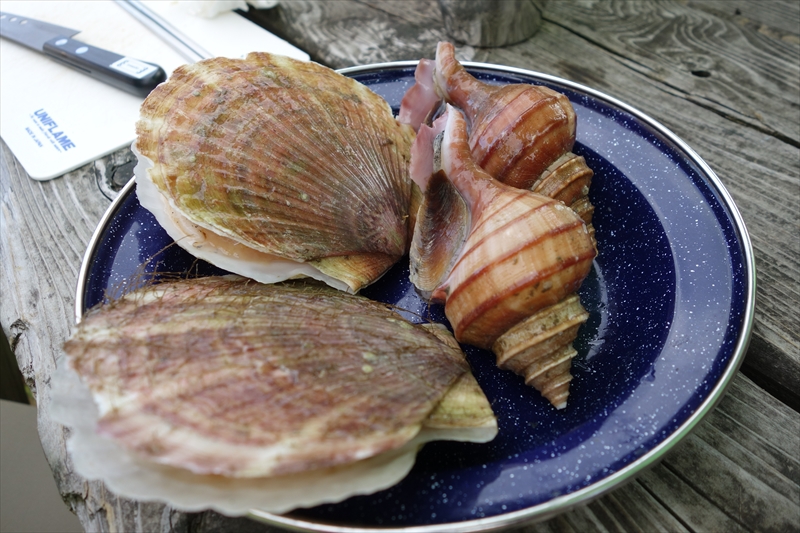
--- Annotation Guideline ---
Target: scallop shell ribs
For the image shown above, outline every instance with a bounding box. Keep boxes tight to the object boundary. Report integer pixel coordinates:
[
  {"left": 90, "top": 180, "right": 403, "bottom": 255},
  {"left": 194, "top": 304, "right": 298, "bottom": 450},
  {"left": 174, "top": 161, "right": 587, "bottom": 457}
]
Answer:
[
  {"left": 135, "top": 53, "right": 415, "bottom": 293},
  {"left": 63, "top": 276, "right": 483, "bottom": 479}
]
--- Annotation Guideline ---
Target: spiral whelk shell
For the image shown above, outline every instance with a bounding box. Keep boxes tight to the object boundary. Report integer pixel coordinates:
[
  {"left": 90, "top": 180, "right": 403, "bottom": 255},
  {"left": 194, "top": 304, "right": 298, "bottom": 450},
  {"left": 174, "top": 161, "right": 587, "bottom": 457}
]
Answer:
[
  {"left": 434, "top": 44, "right": 577, "bottom": 190},
  {"left": 135, "top": 52, "right": 416, "bottom": 293},
  {"left": 403, "top": 43, "right": 599, "bottom": 409},
  {"left": 533, "top": 151, "right": 596, "bottom": 244},
  {"left": 401, "top": 42, "right": 596, "bottom": 242},
  {"left": 493, "top": 294, "right": 589, "bottom": 409}
]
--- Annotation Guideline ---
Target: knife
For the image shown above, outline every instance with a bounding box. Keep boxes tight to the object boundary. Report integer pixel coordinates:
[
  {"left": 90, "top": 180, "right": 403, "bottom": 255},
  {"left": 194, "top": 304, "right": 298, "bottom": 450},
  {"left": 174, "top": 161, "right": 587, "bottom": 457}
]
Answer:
[{"left": 0, "top": 11, "right": 166, "bottom": 97}]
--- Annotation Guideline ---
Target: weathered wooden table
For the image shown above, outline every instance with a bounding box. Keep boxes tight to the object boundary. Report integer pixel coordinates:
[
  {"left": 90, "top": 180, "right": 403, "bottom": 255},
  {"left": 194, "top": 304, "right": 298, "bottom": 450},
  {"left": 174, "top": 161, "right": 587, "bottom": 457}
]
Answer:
[{"left": 2, "top": 1, "right": 798, "bottom": 531}]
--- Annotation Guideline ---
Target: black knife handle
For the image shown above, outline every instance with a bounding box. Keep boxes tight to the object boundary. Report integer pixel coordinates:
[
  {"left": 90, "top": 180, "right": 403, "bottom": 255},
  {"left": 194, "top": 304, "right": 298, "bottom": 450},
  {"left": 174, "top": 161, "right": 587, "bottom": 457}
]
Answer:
[{"left": 43, "top": 36, "right": 166, "bottom": 97}]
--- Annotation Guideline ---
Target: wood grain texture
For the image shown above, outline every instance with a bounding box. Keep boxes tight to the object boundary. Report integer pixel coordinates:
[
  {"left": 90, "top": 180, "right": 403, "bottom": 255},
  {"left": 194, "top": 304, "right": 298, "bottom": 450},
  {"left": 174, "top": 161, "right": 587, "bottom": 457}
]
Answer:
[
  {"left": 2, "top": 0, "right": 799, "bottom": 531},
  {"left": 243, "top": 0, "right": 447, "bottom": 66},
  {"left": 686, "top": 0, "right": 800, "bottom": 40},
  {"left": 545, "top": 0, "right": 799, "bottom": 143},
  {"left": 536, "top": 0, "right": 800, "bottom": 410}
]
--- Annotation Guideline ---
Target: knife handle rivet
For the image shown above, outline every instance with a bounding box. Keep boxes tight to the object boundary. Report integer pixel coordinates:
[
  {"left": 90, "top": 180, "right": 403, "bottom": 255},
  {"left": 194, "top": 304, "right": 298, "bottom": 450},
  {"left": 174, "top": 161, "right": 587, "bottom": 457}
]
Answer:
[
  {"left": 55, "top": 38, "right": 68, "bottom": 46},
  {"left": 76, "top": 46, "right": 88, "bottom": 54}
]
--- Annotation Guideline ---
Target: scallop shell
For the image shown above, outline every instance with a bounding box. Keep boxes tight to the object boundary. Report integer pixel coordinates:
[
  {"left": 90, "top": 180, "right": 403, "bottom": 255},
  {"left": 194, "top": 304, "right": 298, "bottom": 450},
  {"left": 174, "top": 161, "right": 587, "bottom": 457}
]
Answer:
[
  {"left": 409, "top": 107, "right": 596, "bottom": 408},
  {"left": 135, "top": 53, "right": 415, "bottom": 293},
  {"left": 63, "top": 276, "right": 495, "bottom": 479}
]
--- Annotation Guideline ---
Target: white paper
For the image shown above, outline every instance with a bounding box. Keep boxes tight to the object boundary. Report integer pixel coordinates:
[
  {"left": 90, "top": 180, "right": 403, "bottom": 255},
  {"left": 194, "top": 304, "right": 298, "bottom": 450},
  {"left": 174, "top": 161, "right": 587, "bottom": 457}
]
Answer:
[
  {"left": 0, "top": 0, "right": 308, "bottom": 181},
  {"left": 141, "top": 0, "right": 298, "bottom": 60}
]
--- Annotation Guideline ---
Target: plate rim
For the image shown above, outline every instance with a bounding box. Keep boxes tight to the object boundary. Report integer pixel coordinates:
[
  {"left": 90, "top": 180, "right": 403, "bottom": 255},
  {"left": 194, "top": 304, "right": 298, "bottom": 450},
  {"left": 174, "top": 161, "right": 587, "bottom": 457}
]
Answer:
[{"left": 74, "top": 60, "right": 757, "bottom": 533}]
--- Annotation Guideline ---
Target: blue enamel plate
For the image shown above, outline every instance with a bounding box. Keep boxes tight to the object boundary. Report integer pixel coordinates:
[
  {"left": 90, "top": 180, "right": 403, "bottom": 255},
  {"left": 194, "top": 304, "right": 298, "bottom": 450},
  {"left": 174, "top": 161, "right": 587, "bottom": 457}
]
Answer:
[{"left": 75, "top": 62, "right": 755, "bottom": 532}]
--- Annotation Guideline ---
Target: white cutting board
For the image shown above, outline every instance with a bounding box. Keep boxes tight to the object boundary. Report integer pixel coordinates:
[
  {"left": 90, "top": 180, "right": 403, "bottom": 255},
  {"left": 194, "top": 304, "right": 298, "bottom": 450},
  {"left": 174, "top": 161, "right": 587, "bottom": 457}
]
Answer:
[{"left": 0, "top": 0, "right": 308, "bottom": 181}]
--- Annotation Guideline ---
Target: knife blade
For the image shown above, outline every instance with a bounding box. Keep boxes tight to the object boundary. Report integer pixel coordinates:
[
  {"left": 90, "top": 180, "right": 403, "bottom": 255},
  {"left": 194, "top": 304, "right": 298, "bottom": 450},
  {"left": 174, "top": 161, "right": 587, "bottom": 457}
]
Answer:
[{"left": 0, "top": 11, "right": 166, "bottom": 97}]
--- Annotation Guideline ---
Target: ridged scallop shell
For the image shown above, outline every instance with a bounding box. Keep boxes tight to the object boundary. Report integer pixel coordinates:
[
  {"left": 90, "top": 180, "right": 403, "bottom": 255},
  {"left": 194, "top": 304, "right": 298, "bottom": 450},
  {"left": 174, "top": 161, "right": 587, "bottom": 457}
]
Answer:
[
  {"left": 63, "top": 276, "right": 496, "bottom": 479},
  {"left": 409, "top": 107, "right": 596, "bottom": 408},
  {"left": 135, "top": 53, "right": 415, "bottom": 293}
]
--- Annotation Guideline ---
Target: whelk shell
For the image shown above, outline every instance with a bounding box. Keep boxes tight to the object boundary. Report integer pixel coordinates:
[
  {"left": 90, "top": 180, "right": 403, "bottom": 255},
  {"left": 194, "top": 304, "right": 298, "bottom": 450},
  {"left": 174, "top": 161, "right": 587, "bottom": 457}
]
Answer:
[
  {"left": 434, "top": 42, "right": 577, "bottom": 190},
  {"left": 400, "top": 43, "right": 600, "bottom": 408},
  {"left": 135, "top": 53, "right": 416, "bottom": 293},
  {"left": 63, "top": 276, "right": 496, "bottom": 481},
  {"left": 409, "top": 106, "right": 596, "bottom": 408},
  {"left": 400, "top": 42, "right": 596, "bottom": 242}
]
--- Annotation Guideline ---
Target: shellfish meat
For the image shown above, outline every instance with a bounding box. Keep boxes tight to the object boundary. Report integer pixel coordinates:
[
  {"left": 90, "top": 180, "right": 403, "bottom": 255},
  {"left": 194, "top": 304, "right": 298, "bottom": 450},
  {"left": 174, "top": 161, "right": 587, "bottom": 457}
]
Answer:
[
  {"left": 64, "top": 276, "right": 497, "bottom": 512},
  {"left": 409, "top": 106, "right": 596, "bottom": 408},
  {"left": 135, "top": 53, "right": 416, "bottom": 294}
]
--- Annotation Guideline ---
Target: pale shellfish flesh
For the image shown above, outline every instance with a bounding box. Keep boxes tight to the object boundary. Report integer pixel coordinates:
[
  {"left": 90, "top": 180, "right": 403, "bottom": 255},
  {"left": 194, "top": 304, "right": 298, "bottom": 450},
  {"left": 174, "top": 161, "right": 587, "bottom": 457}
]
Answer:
[{"left": 135, "top": 53, "right": 416, "bottom": 293}]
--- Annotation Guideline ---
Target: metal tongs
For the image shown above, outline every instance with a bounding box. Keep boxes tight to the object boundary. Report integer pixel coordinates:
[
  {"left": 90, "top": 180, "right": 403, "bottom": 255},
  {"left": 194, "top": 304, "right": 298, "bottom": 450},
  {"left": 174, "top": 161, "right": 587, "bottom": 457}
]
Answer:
[{"left": 114, "top": 0, "right": 212, "bottom": 62}]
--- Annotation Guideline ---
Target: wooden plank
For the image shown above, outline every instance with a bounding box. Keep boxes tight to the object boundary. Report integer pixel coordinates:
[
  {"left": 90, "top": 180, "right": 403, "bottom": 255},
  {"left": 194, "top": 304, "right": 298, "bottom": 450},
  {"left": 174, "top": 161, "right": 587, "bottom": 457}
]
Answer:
[
  {"left": 244, "top": 0, "right": 446, "bottom": 67},
  {"left": 658, "top": 376, "right": 800, "bottom": 531},
  {"left": 710, "top": 379, "right": 800, "bottom": 492},
  {"left": 686, "top": 0, "right": 800, "bottom": 40},
  {"left": 584, "top": 479, "right": 687, "bottom": 532},
  {"left": 544, "top": 0, "right": 800, "bottom": 143},
  {"left": 540, "top": 504, "right": 621, "bottom": 533},
  {"left": 636, "top": 465, "right": 748, "bottom": 533},
  {"left": 508, "top": 477, "right": 691, "bottom": 533},
  {"left": 661, "top": 433, "right": 799, "bottom": 532}
]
